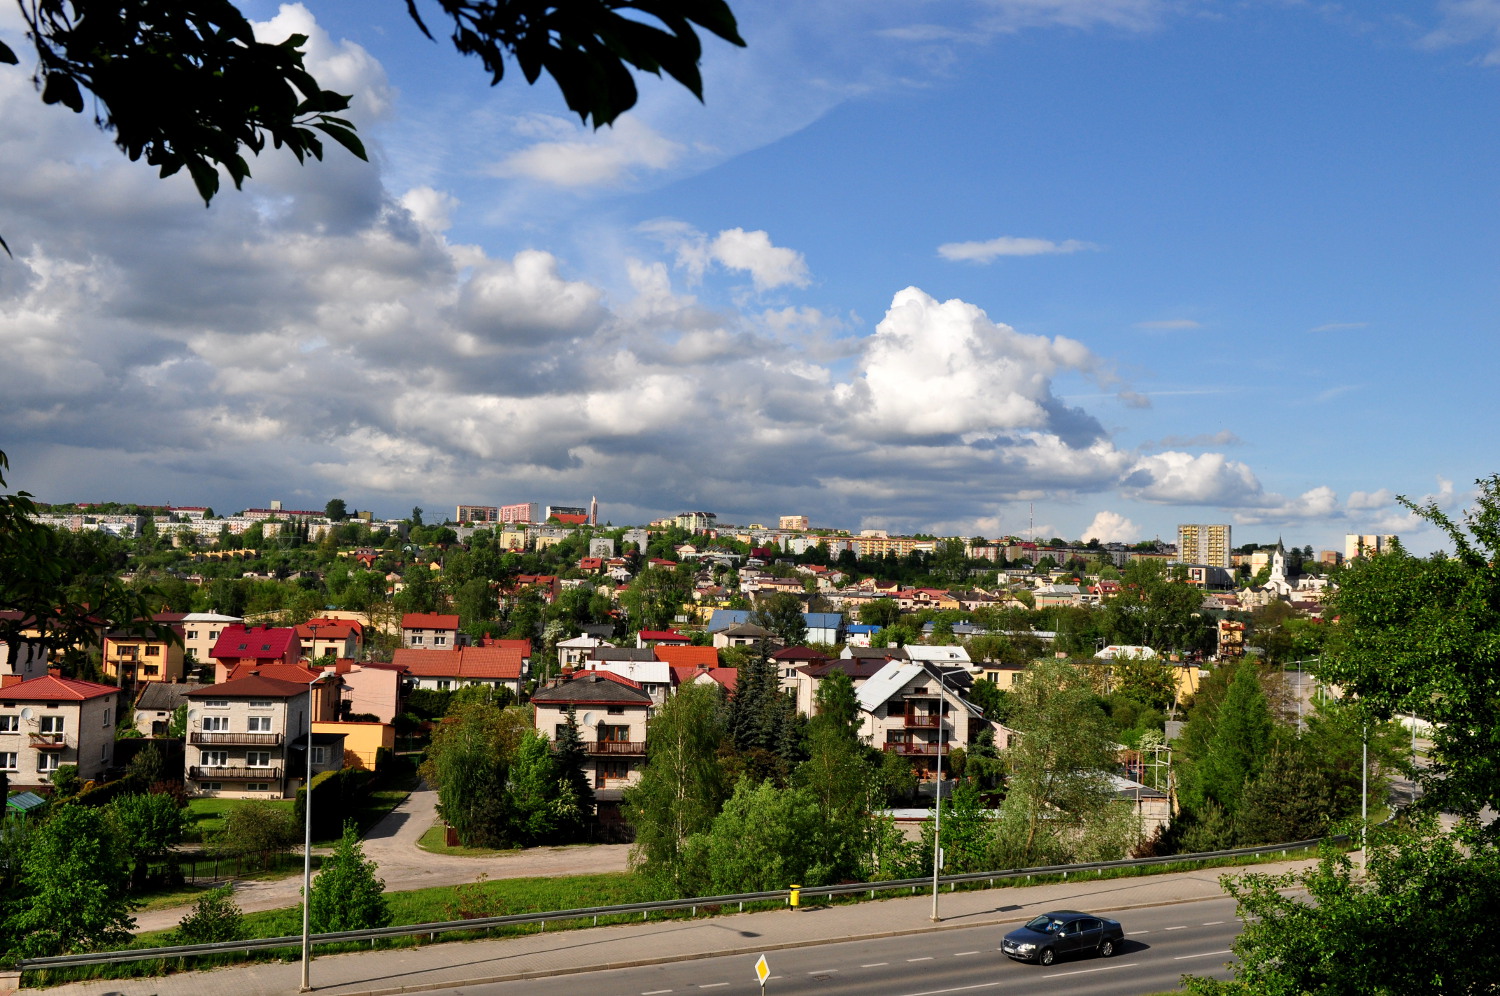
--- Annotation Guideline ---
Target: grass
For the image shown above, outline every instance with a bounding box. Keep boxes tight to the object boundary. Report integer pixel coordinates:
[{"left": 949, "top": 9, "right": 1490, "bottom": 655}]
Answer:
[
  {"left": 416, "top": 823, "right": 521, "bottom": 856},
  {"left": 182, "top": 797, "right": 294, "bottom": 844}
]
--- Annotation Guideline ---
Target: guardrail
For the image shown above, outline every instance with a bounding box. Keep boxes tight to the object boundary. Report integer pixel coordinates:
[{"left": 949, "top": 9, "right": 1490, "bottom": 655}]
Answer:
[{"left": 16, "top": 836, "right": 1334, "bottom": 972}]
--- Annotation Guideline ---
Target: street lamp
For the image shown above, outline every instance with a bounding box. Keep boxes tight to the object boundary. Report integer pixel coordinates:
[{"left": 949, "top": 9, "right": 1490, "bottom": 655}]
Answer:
[
  {"left": 930, "top": 665, "right": 950, "bottom": 923},
  {"left": 300, "top": 665, "right": 337, "bottom": 993}
]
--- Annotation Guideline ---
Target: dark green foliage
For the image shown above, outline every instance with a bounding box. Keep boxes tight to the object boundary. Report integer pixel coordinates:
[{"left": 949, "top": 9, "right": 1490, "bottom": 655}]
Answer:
[
  {"left": 294, "top": 767, "right": 374, "bottom": 840},
  {"left": 5, "top": 804, "right": 136, "bottom": 956},
  {"left": 725, "top": 650, "right": 803, "bottom": 782},
  {"left": 308, "top": 822, "right": 391, "bottom": 933},
  {"left": 209, "top": 800, "right": 300, "bottom": 857},
  {"left": 1192, "top": 666, "right": 1273, "bottom": 814},
  {"left": 552, "top": 706, "right": 596, "bottom": 840},
  {"left": 967, "top": 677, "right": 1013, "bottom": 723},
  {"left": 172, "top": 885, "right": 244, "bottom": 944},
  {"left": 108, "top": 791, "right": 191, "bottom": 889},
  {"left": 810, "top": 669, "right": 860, "bottom": 738},
  {"left": 749, "top": 591, "right": 808, "bottom": 645}
]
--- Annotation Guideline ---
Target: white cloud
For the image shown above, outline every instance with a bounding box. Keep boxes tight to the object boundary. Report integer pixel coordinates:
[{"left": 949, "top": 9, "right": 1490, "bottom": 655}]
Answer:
[
  {"left": 252, "top": 4, "right": 395, "bottom": 122},
  {"left": 1123, "top": 451, "right": 1264, "bottom": 505},
  {"left": 707, "top": 228, "right": 811, "bottom": 291},
  {"left": 937, "top": 235, "right": 1099, "bottom": 263},
  {"left": 1347, "top": 488, "right": 1395, "bottom": 511},
  {"left": 977, "top": 0, "right": 1168, "bottom": 33},
  {"left": 1421, "top": 0, "right": 1500, "bottom": 64},
  {"left": 399, "top": 187, "right": 459, "bottom": 233},
  {"left": 1083, "top": 510, "right": 1139, "bottom": 543},
  {"left": 492, "top": 117, "right": 682, "bottom": 187}
]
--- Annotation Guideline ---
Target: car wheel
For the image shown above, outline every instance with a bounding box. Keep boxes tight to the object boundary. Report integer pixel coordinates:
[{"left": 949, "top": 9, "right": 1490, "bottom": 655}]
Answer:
[
  {"left": 1099, "top": 939, "right": 1116, "bottom": 958},
  {"left": 1039, "top": 948, "right": 1055, "bottom": 967}
]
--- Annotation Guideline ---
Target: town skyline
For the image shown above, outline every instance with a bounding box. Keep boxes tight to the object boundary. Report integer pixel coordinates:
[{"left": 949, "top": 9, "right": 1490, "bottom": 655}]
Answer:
[{"left": 1, "top": 1, "right": 1493, "bottom": 557}]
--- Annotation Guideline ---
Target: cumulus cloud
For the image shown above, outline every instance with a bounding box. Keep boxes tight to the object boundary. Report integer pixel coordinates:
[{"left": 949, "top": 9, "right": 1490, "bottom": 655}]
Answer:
[
  {"left": 492, "top": 117, "right": 682, "bottom": 187},
  {"left": 1122, "top": 451, "right": 1264, "bottom": 505},
  {"left": 253, "top": 4, "right": 395, "bottom": 122},
  {"left": 937, "top": 235, "right": 1098, "bottom": 263},
  {"left": 643, "top": 221, "right": 811, "bottom": 292},
  {"left": 1347, "top": 488, "right": 1396, "bottom": 510},
  {"left": 1083, "top": 510, "right": 1138, "bottom": 543}
]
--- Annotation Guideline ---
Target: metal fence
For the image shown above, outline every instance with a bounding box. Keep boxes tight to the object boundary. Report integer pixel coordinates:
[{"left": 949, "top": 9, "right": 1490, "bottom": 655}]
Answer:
[{"left": 17, "top": 835, "right": 1334, "bottom": 972}]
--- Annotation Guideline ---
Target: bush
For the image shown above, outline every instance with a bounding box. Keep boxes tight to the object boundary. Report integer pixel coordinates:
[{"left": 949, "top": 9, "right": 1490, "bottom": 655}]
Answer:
[
  {"left": 294, "top": 768, "right": 375, "bottom": 839},
  {"left": 308, "top": 822, "right": 391, "bottom": 932},
  {"left": 173, "top": 885, "right": 244, "bottom": 944},
  {"left": 209, "top": 801, "right": 300, "bottom": 858},
  {"left": 71, "top": 773, "right": 146, "bottom": 808}
]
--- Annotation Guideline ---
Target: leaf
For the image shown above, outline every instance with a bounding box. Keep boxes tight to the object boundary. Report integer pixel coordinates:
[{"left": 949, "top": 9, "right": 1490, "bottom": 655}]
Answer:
[{"left": 311, "top": 119, "right": 368, "bottom": 161}]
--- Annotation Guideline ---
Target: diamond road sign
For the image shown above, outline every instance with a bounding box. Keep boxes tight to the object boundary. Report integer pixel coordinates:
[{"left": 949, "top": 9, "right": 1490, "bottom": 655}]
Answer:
[{"left": 755, "top": 954, "right": 770, "bottom": 986}]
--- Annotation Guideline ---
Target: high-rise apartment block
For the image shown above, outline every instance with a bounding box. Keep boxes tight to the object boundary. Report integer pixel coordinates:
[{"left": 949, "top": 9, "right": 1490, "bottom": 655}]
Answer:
[
  {"left": 455, "top": 505, "right": 498, "bottom": 523},
  {"left": 779, "top": 515, "right": 810, "bottom": 531},
  {"left": 1177, "top": 523, "right": 1232, "bottom": 568},
  {"left": 499, "top": 502, "right": 540, "bottom": 523},
  {"left": 1345, "top": 534, "right": 1396, "bottom": 560}
]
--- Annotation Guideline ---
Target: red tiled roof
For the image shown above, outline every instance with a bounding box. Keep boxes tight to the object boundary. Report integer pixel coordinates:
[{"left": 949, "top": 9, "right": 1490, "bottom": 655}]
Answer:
[
  {"left": 0, "top": 674, "right": 120, "bottom": 701},
  {"left": 771, "top": 646, "right": 830, "bottom": 663},
  {"left": 295, "top": 620, "right": 359, "bottom": 639},
  {"left": 225, "top": 663, "right": 322, "bottom": 684},
  {"left": 477, "top": 638, "right": 533, "bottom": 656},
  {"left": 187, "top": 675, "right": 311, "bottom": 699},
  {"left": 638, "top": 630, "right": 686, "bottom": 642},
  {"left": 668, "top": 664, "right": 738, "bottom": 692},
  {"left": 401, "top": 613, "right": 460, "bottom": 631},
  {"left": 654, "top": 645, "right": 718, "bottom": 668},
  {"left": 210, "top": 625, "right": 298, "bottom": 661},
  {"left": 392, "top": 647, "right": 524, "bottom": 681}
]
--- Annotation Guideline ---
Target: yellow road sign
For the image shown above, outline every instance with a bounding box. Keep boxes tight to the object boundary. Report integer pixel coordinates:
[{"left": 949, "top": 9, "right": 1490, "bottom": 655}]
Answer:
[{"left": 755, "top": 953, "right": 770, "bottom": 986}]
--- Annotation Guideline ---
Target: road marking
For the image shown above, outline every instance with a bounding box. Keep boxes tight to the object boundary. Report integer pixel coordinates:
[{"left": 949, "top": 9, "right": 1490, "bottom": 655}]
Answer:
[
  {"left": 699, "top": 985, "right": 729, "bottom": 990},
  {"left": 1203, "top": 921, "right": 1225, "bottom": 925},
  {"left": 908, "top": 956, "right": 934, "bottom": 962},
  {"left": 642, "top": 991, "right": 672, "bottom": 995},
  {"left": 1174, "top": 950, "right": 1234, "bottom": 960},
  {"left": 954, "top": 951, "right": 980, "bottom": 956},
  {"left": 891, "top": 984, "right": 1002, "bottom": 996},
  {"left": 1042, "top": 962, "right": 1138, "bottom": 979},
  {"left": 862, "top": 962, "right": 889, "bottom": 967},
  {"left": 1165, "top": 925, "right": 1187, "bottom": 930},
  {"left": 807, "top": 969, "right": 838, "bottom": 974},
  {"left": 1129, "top": 930, "right": 1150, "bottom": 934}
]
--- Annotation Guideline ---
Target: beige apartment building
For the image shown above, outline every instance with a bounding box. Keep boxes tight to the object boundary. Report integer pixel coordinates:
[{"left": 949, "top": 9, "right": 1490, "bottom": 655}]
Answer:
[
  {"left": 183, "top": 675, "right": 342, "bottom": 799},
  {"left": 532, "top": 671, "right": 653, "bottom": 791},
  {"left": 855, "top": 661, "right": 984, "bottom": 779},
  {"left": 1177, "top": 523, "right": 1232, "bottom": 569}
]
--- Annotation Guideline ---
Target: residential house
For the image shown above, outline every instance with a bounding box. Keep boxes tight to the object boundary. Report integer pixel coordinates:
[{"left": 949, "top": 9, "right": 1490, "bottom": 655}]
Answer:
[
  {"left": 210, "top": 625, "right": 300, "bottom": 676},
  {"left": 531, "top": 671, "right": 653, "bottom": 792},
  {"left": 787, "top": 656, "right": 888, "bottom": 717},
  {"left": 712, "top": 622, "right": 774, "bottom": 649},
  {"left": 652, "top": 645, "right": 718, "bottom": 670},
  {"left": 636, "top": 630, "right": 690, "bottom": 648},
  {"left": 0, "top": 632, "right": 47, "bottom": 683},
  {"left": 182, "top": 675, "right": 343, "bottom": 799},
  {"left": 217, "top": 662, "right": 344, "bottom": 721},
  {"left": 903, "top": 645, "right": 975, "bottom": 672},
  {"left": 132, "top": 679, "right": 199, "bottom": 737},
  {"left": 976, "top": 661, "right": 1029, "bottom": 691},
  {"left": 576, "top": 659, "right": 672, "bottom": 704},
  {"left": 1033, "top": 584, "right": 1083, "bottom": 608},
  {"left": 297, "top": 618, "right": 363, "bottom": 660},
  {"left": 101, "top": 613, "right": 187, "bottom": 687},
  {"left": 401, "top": 613, "right": 462, "bottom": 650},
  {"left": 180, "top": 612, "right": 243, "bottom": 670},
  {"left": 770, "top": 645, "right": 830, "bottom": 693},
  {"left": 667, "top": 662, "right": 738, "bottom": 694},
  {"left": 855, "top": 662, "right": 983, "bottom": 778},
  {"left": 557, "top": 636, "right": 613, "bottom": 668},
  {"left": 392, "top": 646, "right": 526, "bottom": 697},
  {"left": 0, "top": 673, "right": 121, "bottom": 788}
]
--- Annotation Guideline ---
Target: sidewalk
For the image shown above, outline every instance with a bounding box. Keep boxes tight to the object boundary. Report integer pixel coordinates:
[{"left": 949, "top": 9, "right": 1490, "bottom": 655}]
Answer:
[{"left": 18, "top": 857, "right": 1316, "bottom": 996}]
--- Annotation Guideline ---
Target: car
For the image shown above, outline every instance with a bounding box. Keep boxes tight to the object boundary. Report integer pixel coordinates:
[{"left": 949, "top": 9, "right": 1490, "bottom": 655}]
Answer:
[{"left": 1001, "top": 910, "right": 1125, "bottom": 966}]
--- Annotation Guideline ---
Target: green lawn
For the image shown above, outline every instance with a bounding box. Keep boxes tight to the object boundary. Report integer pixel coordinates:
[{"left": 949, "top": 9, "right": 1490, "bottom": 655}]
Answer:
[
  {"left": 182, "top": 797, "right": 294, "bottom": 844},
  {"left": 416, "top": 823, "right": 520, "bottom": 857}
]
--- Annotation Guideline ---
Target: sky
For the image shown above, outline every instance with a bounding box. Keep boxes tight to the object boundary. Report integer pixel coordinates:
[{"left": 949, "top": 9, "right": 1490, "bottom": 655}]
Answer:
[{"left": 0, "top": 0, "right": 1497, "bottom": 553}]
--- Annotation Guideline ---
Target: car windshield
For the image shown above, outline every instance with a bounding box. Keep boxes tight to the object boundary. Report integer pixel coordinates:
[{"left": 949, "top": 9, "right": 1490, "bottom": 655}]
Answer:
[{"left": 1024, "top": 916, "right": 1063, "bottom": 933}]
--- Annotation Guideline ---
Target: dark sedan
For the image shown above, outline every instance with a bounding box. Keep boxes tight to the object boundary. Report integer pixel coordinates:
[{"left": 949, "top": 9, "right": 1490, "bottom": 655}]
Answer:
[{"left": 1001, "top": 910, "right": 1125, "bottom": 966}]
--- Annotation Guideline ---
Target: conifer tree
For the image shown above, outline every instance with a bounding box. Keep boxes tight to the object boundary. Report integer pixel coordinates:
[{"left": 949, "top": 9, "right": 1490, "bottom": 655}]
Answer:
[
  {"left": 308, "top": 822, "right": 391, "bottom": 933},
  {"left": 553, "top": 705, "right": 596, "bottom": 839}
]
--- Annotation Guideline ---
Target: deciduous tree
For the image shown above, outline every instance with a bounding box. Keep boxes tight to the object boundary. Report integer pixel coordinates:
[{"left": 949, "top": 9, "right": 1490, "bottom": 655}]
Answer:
[{"left": 5, "top": 805, "right": 136, "bottom": 956}]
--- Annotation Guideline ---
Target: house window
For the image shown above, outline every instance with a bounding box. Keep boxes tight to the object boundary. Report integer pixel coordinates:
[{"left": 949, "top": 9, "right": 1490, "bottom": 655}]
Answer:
[
  {"left": 607, "top": 706, "right": 625, "bottom": 715},
  {"left": 37, "top": 754, "right": 59, "bottom": 772},
  {"left": 246, "top": 782, "right": 269, "bottom": 791},
  {"left": 103, "top": 709, "right": 111, "bottom": 727},
  {"left": 39, "top": 716, "right": 64, "bottom": 734},
  {"left": 554, "top": 724, "right": 568, "bottom": 739},
  {"left": 248, "top": 699, "right": 273, "bottom": 709},
  {"left": 247, "top": 751, "right": 271, "bottom": 767},
  {"left": 145, "top": 645, "right": 161, "bottom": 657},
  {"left": 248, "top": 717, "right": 272, "bottom": 733},
  {"left": 205, "top": 699, "right": 229, "bottom": 709},
  {"left": 310, "top": 746, "right": 326, "bottom": 765},
  {"left": 410, "top": 635, "right": 424, "bottom": 645},
  {"left": 143, "top": 665, "right": 159, "bottom": 676},
  {"left": 202, "top": 781, "right": 223, "bottom": 791},
  {"left": 433, "top": 636, "right": 447, "bottom": 646},
  {"left": 0, "top": 715, "right": 17, "bottom": 733},
  {"left": 187, "top": 630, "right": 199, "bottom": 640},
  {"left": 209, "top": 631, "right": 219, "bottom": 640},
  {"left": 436, "top": 680, "right": 451, "bottom": 691},
  {"left": 600, "top": 724, "right": 631, "bottom": 743},
  {"left": 0, "top": 752, "right": 15, "bottom": 770},
  {"left": 203, "top": 716, "right": 229, "bottom": 732},
  {"left": 201, "top": 750, "right": 228, "bottom": 767}
]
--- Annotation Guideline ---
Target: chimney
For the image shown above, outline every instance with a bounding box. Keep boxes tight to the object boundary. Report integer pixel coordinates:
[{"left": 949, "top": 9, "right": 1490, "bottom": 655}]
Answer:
[
  {"left": 1, "top": 674, "right": 21, "bottom": 688},
  {"left": 46, "top": 666, "right": 61, "bottom": 678}
]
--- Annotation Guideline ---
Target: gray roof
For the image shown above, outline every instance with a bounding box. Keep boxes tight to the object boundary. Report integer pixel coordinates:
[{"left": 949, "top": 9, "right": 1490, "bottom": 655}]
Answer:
[
  {"left": 533, "top": 673, "right": 653, "bottom": 706},
  {"left": 855, "top": 661, "right": 982, "bottom": 717},
  {"left": 134, "top": 681, "right": 200, "bottom": 713},
  {"left": 589, "top": 647, "right": 656, "bottom": 662}
]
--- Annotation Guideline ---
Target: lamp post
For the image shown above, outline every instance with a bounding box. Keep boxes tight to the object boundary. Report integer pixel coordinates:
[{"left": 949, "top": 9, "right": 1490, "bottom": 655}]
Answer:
[
  {"left": 300, "top": 665, "right": 337, "bottom": 992},
  {"left": 930, "top": 665, "right": 949, "bottom": 923}
]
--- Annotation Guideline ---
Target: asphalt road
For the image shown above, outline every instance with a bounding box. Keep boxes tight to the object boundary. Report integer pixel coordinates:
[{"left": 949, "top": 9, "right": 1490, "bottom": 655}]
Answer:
[{"left": 450, "top": 896, "right": 1242, "bottom": 996}]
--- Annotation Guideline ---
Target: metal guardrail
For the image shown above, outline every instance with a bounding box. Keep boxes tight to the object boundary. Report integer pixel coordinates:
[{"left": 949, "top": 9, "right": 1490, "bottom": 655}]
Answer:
[{"left": 16, "top": 836, "right": 1335, "bottom": 972}]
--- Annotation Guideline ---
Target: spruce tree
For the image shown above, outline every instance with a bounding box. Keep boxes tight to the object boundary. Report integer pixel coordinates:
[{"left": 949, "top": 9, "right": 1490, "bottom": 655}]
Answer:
[
  {"left": 552, "top": 705, "right": 596, "bottom": 840},
  {"left": 308, "top": 822, "right": 391, "bottom": 933},
  {"left": 1196, "top": 666, "right": 1274, "bottom": 815}
]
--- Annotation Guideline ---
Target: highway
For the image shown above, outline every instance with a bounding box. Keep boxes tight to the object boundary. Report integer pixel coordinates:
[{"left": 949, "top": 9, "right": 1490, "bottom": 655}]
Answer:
[{"left": 457, "top": 896, "right": 1241, "bottom": 996}]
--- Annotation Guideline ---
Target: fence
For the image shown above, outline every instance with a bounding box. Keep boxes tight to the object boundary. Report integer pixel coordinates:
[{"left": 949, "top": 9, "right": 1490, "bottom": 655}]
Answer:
[{"left": 18, "top": 835, "right": 1334, "bottom": 972}]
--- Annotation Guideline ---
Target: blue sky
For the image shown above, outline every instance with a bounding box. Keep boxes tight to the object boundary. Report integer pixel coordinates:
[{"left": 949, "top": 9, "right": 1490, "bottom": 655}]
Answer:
[{"left": 0, "top": 0, "right": 1496, "bottom": 553}]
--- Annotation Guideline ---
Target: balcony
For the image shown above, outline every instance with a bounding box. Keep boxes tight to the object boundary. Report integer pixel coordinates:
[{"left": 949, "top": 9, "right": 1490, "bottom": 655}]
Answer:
[
  {"left": 902, "top": 714, "right": 942, "bottom": 729},
  {"left": 29, "top": 733, "right": 69, "bottom": 750},
  {"left": 190, "top": 732, "right": 284, "bottom": 746},
  {"left": 189, "top": 765, "right": 282, "bottom": 781},
  {"left": 586, "top": 740, "right": 646, "bottom": 756},
  {"left": 882, "top": 741, "right": 950, "bottom": 757}
]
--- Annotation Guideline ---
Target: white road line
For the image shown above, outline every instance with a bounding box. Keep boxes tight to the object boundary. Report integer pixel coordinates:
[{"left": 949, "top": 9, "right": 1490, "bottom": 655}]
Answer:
[
  {"left": 908, "top": 956, "right": 935, "bottom": 962},
  {"left": 1165, "top": 925, "right": 1187, "bottom": 930},
  {"left": 807, "top": 969, "right": 839, "bottom": 974},
  {"left": 642, "top": 990, "right": 672, "bottom": 995},
  {"left": 699, "top": 984, "right": 730, "bottom": 990},
  {"left": 1174, "top": 950, "right": 1234, "bottom": 960},
  {"left": 891, "top": 984, "right": 1003, "bottom": 996},
  {"left": 1042, "top": 962, "right": 1138, "bottom": 979},
  {"left": 954, "top": 951, "right": 980, "bottom": 956},
  {"left": 1203, "top": 920, "right": 1225, "bottom": 925},
  {"left": 862, "top": 962, "right": 890, "bottom": 967},
  {"left": 1129, "top": 930, "right": 1150, "bottom": 934}
]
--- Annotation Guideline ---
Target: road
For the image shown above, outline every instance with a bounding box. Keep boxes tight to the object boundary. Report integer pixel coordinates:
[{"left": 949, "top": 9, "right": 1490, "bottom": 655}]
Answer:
[
  {"left": 451, "top": 897, "right": 1241, "bottom": 996},
  {"left": 135, "top": 784, "right": 631, "bottom": 933}
]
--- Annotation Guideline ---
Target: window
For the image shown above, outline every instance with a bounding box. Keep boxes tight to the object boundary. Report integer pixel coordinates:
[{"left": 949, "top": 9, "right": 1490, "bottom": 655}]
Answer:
[
  {"left": 102, "top": 708, "right": 111, "bottom": 727},
  {"left": 247, "top": 751, "right": 271, "bottom": 767},
  {"left": 433, "top": 635, "right": 447, "bottom": 646},
  {"left": 39, "top": 716, "right": 64, "bottom": 734},
  {"left": 202, "top": 781, "right": 223, "bottom": 791},
  {"left": 209, "top": 630, "right": 219, "bottom": 640},
  {"left": 205, "top": 699, "right": 229, "bottom": 709},
  {"left": 0, "top": 715, "right": 17, "bottom": 733},
  {"left": 201, "top": 750, "right": 228, "bottom": 767},
  {"left": 202, "top": 716, "right": 229, "bottom": 732},
  {"left": 187, "top": 630, "right": 199, "bottom": 640},
  {"left": 145, "top": 645, "right": 160, "bottom": 657},
  {"left": 143, "top": 665, "right": 159, "bottom": 676},
  {"left": 310, "top": 746, "right": 326, "bottom": 765},
  {"left": 600, "top": 724, "right": 631, "bottom": 743},
  {"left": 607, "top": 706, "right": 625, "bottom": 715},
  {"left": 37, "top": 754, "right": 59, "bottom": 772},
  {"left": 554, "top": 724, "right": 568, "bottom": 739},
  {"left": 248, "top": 716, "right": 272, "bottom": 733},
  {"left": 410, "top": 635, "right": 424, "bottom": 645},
  {"left": 248, "top": 699, "right": 273, "bottom": 709},
  {"left": 0, "top": 752, "right": 15, "bottom": 770},
  {"left": 436, "top": 680, "right": 451, "bottom": 691},
  {"left": 246, "top": 782, "right": 269, "bottom": 791}
]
